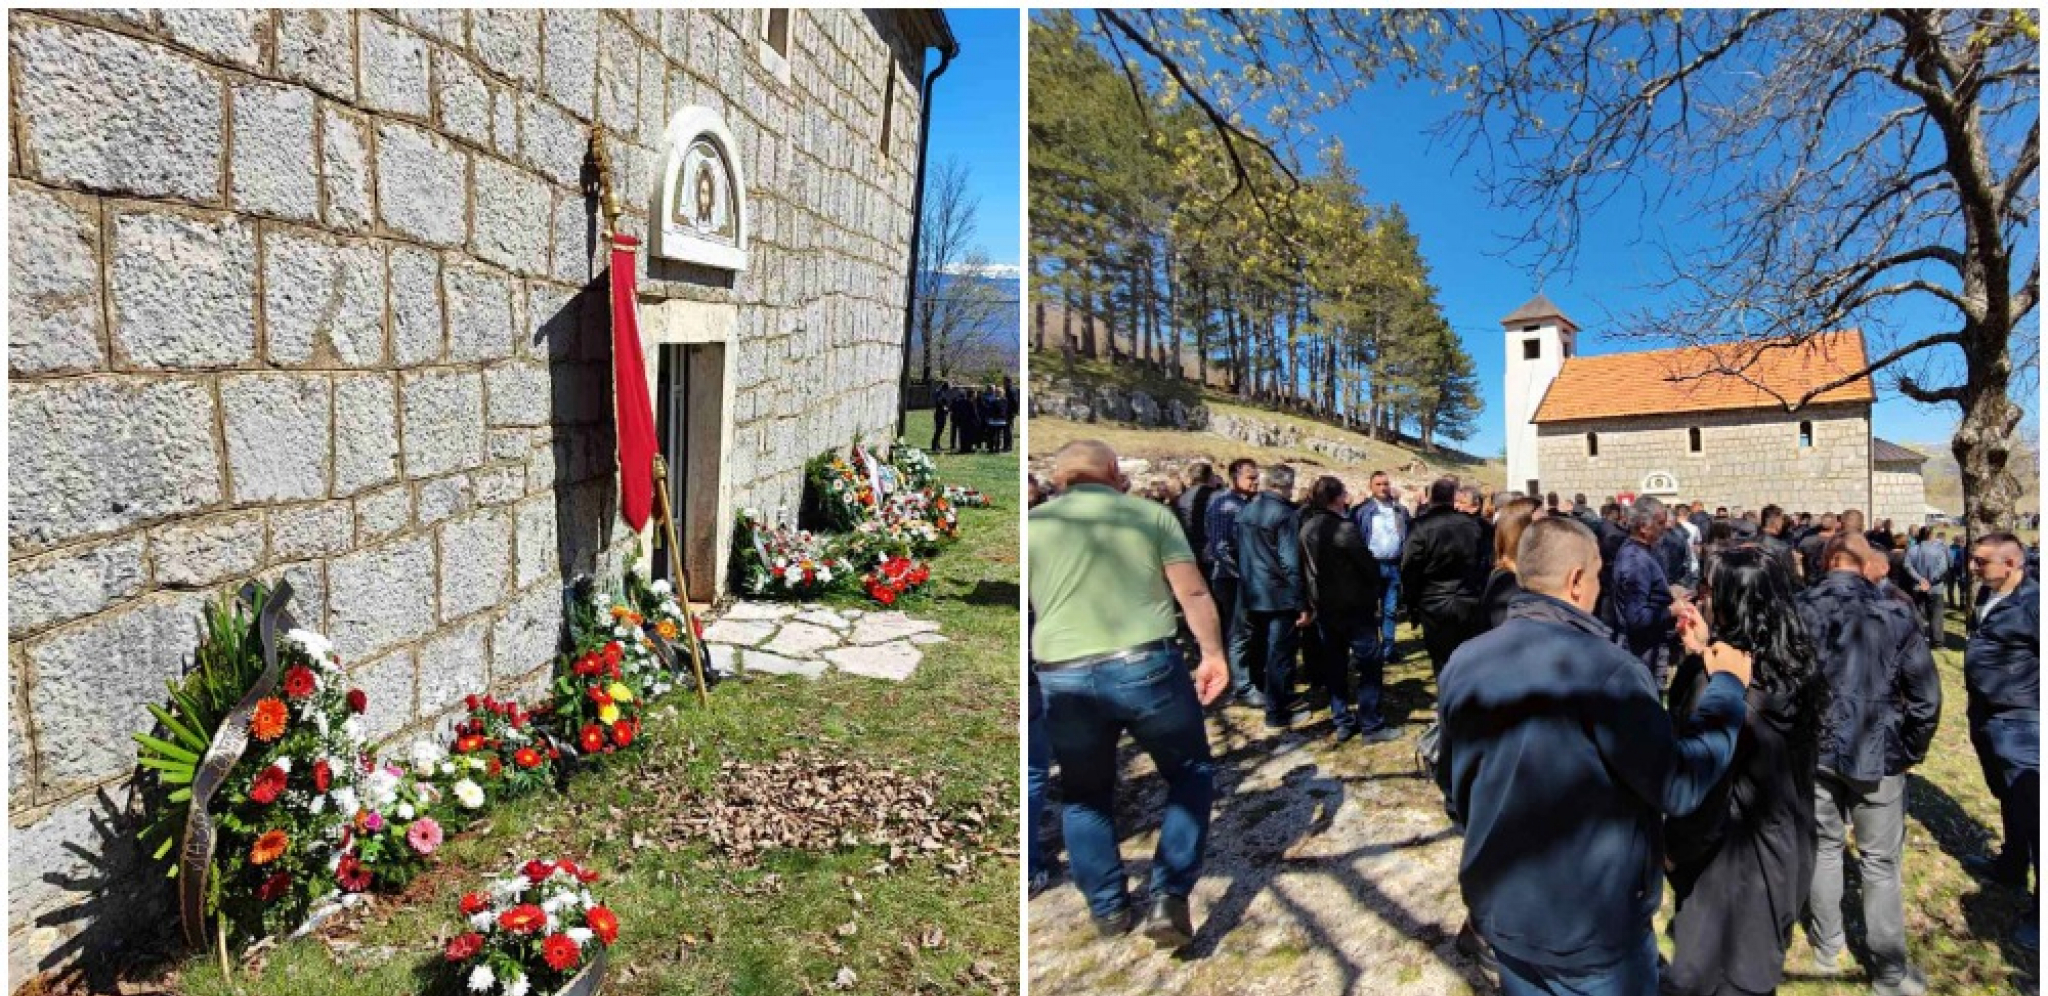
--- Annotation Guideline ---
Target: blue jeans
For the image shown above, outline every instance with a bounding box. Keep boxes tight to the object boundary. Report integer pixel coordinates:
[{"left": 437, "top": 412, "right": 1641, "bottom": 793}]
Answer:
[
  {"left": 1317, "top": 616, "right": 1385, "bottom": 733},
  {"left": 1375, "top": 559, "right": 1402, "bottom": 664},
  {"left": 1037, "top": 647, "right": 1216, "bottom": 920},
  {"left": 1240, "top": 609, "right": 1301, "bottom": 721},
  {"left": 1494, "top": 929, "right": 1658, "bottom": 996},
  {"left": 1027, "top": 674, "right": 1053, "bottom": 883}
]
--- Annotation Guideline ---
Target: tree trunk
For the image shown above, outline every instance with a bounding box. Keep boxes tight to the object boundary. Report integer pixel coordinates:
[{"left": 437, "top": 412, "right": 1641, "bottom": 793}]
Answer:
[{"left": 1954, "top": 334, "right": 2023, "bottom": 540}]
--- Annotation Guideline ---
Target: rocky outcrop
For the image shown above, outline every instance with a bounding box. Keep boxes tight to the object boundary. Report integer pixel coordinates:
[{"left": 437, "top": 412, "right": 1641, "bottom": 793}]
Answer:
[{"left": 1029, "top": 377, "right": 1208, "bottom": 430}]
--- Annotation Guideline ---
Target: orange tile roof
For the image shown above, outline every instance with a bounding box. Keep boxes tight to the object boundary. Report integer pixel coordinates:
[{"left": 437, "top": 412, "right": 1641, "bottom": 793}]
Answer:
[{"left": 1531, "top": 330, "right": 1875, "bottom": 423}]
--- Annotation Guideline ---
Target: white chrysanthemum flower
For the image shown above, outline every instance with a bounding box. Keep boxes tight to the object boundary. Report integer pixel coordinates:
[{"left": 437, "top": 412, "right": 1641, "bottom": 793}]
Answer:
[
  {"left": 504, "top": 974, "right": 530, "bottom": 996},
  {"left": 544, "top": 912, "right": 560, "bottom": 933},
  {"left": 542, "top": 893, "right": 570, "bottom": 913},
  {"left": 815, "top": 567, "right": 833, "bottom": 584},
  {"left": 454, "top": 779, "right": 485, "bottom": 810},
  {"left": 650, "top": 579, "right": 672, "bottom": 595},
  {"left": 362, "top": 769, "right": 400, "bottom": 810},
  {"left": 469, "top": 910, "right": 496, "bottom": 932},
  {"left": 286, "top": 629, "right": 334, "bottom": 659},
  {"left": 581, "top": 890, "right": 596, "bottom": 909},
  {"left": 314, "top": 709, "right": 332, "bottom": 736},
  {"left": 467, "top": 964, "right": 495, "bottom": 992},
  {"left": 273, "top": 755, "right": 292, "bottom": 774},
  {"left": 565, "top": 927, "right": 593, "bottom": 947},
  {"left": 342, "top": 716, "right": 366, "bottom": 743},
  {"left": 410, "top": 740, "right": 443, "bottom": 769},
  {"left": 397, "top": 802, "right": 415, "bottom": 820},
  {"left": 332, "top": 787, "right": 359, "bottom": 818},
  {"left": 309, "top": 794, "right": 326, "bottom": 814},
  {"left": 441, "top": 761, "right": 456, "bottom": 776},
  {"left": 614, "top": 625, "right": 633, "bottom": 638}
]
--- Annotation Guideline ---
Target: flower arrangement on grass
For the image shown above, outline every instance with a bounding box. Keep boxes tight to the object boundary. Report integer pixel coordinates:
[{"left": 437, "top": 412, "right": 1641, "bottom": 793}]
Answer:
[
  {"left": 333, "top": 752, "right": 446, "bottom": 893},
  {"left": 550, "top": 639, "right": 644, "bottom": 761},
  {"left": 733, "top": 510, "right": 855, "bottom": 600},
  {"left": 941, "top": 485, "right": 992, "bottom": 509},
  {"left": 442, "top": 858, "right": 618, "bottom": 996},
  {"left": 577, "top": 584, "right": 678, "bottom": 701},
  {"left": 890, "top": 442, "right": 940, "bottom": 491},
  {"left": 861, "top": 554, "right": 932, "bottom": 607},
  {"left": 446, "top": 695, "right": 558, "bottom": 807},
  {"left": 804, "top": 450, "right": 877, "bottom": 531}
]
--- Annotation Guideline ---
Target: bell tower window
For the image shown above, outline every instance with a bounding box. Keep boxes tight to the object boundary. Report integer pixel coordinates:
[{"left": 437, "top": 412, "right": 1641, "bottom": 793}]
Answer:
[{"left": 1523, "top": 339, "right": 1541, "bottom": 360}]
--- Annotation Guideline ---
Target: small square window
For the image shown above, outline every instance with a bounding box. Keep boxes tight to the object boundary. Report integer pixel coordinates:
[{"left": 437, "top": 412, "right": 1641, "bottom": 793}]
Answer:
[
  {"left": 1586, "top": 432, "right": 1599, "bottom": 457},
  {"left": 763, "top": 9, "right": 790, "bottom": 58},
  {"left": 1522, "top": 339, "right": 1540, "bottom": 360},
  {"left": 1799, "top": 420, "right": 1813, "bottom": 448}
]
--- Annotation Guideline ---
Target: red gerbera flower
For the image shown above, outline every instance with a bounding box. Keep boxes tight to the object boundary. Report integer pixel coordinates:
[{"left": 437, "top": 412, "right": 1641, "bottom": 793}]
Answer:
[
  {"left": 336, "top": 852, "right": 371, "bottom": 892},
  {"left": 612, "top": 721, "right": 635, "bottom": 748},
  {"left": 459, "top": 891, "right": 490, "bottom": 915},
  {"left": 587, "top": 685, "right": 612, "bottom": 706},
  {"left": 602, "top": 642, "right": 623, "bottom": 665},
  {"left": 249, "top": 764, "right": 288, "bottom": 804},
  {"left": 514, "top": 747, "right": 542, "bottom": 769},
  {"left": 258, "top": 871, "right": 291, "bottom": 903},
  {"left": 579, "top": 724, "right": 605, "bottom": 754},
  {"left": 499, "top": 903, "right": 547, "bottom": 935},
  {"left": 455, "top": 735, "right": 484, "bottom": 754},
  {"left": 282, "top": 665, "right": 316, "bottom": 700},
  {"left": 345, "top": 688, "right": 367, "bottom": 714},
  {"left": 585, "top": 905, "right": 620, "bottom": 945},
  {"left": 574, "top": 654, "right": 601, "bottom": 676},
  {"left": 486, "top": 756, "right": 503, "bottom": 779},
  {"left": 542, "top": 932, "right": 581, "bottom": 971},
  {"left": 522, "top": 859, "right": 556, "bottom": 883},
  {"left": 445, "top": 931, "right": 484, "bottom": 962},
  {"left": 312, "top": 758, "right": 332, "bottom": 792}
]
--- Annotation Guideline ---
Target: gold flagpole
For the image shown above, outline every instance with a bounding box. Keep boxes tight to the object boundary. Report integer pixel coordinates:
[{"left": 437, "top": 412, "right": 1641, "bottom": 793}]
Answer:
[{"left": 593, "top": 129, "right": 711, "bottom": 708}]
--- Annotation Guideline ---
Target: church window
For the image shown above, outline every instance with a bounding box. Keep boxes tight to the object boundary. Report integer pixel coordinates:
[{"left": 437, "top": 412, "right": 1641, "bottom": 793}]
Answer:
[
  {"left": 1586, "top": 432, "right": 1599, "bottom": 457},
  {"left": 763, "top": 9, "right": 791, "bottom": 58},
  {"left": 1523, "top": 339, "right": 1540, "bottom": 360},
  {"left": 1688, "top": 427, "right": 1702, "bottom": 453},
  {"left": 1799, "top": 420, "right": 1813, "bottom": 448},
  {"left": 880, "top": 61, "right": 896, "bottom": 156}
]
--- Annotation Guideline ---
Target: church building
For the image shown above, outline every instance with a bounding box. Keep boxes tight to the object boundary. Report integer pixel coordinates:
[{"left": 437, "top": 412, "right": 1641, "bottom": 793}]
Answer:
[{"left": 1501, "top": 294, "right": 1927, "bottom": 521}]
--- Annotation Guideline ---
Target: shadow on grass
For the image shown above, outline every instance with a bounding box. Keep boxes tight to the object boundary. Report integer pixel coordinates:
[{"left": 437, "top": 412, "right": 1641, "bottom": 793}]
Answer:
[{"left": 958, "top": 579, "right": 1022, "bottom": 609}]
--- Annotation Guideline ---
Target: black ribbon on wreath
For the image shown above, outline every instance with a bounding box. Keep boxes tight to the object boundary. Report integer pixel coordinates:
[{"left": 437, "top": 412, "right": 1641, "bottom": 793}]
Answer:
[{"left": 179, "top": 579, "right": 296, "bottom": 949}]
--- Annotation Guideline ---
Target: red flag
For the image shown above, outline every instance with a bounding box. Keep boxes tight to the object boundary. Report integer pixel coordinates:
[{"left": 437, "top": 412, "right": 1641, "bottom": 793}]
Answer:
[{"left": 609, "top": 236, "right": 656, "bottom": 531}]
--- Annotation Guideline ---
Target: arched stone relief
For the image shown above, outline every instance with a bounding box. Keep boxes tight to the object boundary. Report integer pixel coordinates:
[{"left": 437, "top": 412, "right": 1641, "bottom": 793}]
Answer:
[{"left": 651, "top": 107, "right": 749, "bottom": 271}]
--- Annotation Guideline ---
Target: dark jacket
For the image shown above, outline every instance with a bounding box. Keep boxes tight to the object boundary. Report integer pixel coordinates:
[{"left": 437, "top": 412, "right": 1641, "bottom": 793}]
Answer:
[
  {"left": 1478, "top": 568, "right": 1522, "bottom": 632},
  {"left": 1175, "top": 484, "right": 1220, "bottom": 567},
  {"left": 1965, "top": 577, "right": 2039, "bottom": 716},
  {"left": 1795, "top": 572, "right": 1941, "bottom": 781},
  {"left": 1797, "top": 531, "right": 1834, "bottom": 587},
  {"left": 1437, "top": 592, "right": 1747, "bottom": 971},
  {"left": 1612, "top": 539, "right": 1676, "bottom": 663},
  {"left": 1756, "top": 533, "right": 1799, "bottom": 589},
  {"left": 1657, "top": 525, "right": 1694, "bottom": 588},
  {"left": 1662, "top": 655, "right": 1820, "bottom": 996},
  {"left": 1236, "top": 492, "right": 1305, "bottom": 613},
  {"left": 1204, "top": 489, "right": 1250, "bottom": 580},
  {"left": 1401, "top": 503, "right": 1484, "bottom": 622},
  {"left": 1300, "top": 506, "right": 1382, "bottom": 620}
]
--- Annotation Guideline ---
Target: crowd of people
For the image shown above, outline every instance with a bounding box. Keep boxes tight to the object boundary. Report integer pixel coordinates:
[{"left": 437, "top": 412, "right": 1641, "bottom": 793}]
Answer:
[
  {"left": 929, "top": 377, "right": 1019, "bottom": 454},
  {"left": 1027, "top": 438, "right": 2039, "bottom": 996}
]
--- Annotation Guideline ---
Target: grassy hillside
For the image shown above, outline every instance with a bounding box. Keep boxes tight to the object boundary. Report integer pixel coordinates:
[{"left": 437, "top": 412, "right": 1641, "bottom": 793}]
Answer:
[{"left": 1906, "top": 440, "right": 2040, "bottom": 518}]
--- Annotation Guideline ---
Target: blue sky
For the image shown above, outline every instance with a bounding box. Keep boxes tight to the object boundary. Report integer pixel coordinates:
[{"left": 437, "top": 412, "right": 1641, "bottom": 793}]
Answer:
[
  {"left": 1313, "top": 76, "right": 2038, "bottom": 458},
  {"left": 924, "top": 10, "right": 1021, "bottom": 268}
]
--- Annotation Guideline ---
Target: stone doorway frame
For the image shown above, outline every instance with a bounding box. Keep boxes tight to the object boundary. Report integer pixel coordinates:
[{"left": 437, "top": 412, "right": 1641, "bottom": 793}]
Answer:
[{"left": 639, "top": 298, "right": 739, "bottom": 599}]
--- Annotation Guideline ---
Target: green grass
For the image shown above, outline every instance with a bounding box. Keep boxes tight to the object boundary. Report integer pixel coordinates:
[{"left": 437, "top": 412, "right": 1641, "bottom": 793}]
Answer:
[{"left": 175, "top": 413, "right": 1020, "bottom": 996}]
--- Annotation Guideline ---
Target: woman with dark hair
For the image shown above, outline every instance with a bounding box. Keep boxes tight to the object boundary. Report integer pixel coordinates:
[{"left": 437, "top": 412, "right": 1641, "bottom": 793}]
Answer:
[
  {"left": 1478, "top": 497, "right": 1542, "bottom": 631},
  {"left": 1663, "top": 547, "right": 1829, "bottom": 996}
]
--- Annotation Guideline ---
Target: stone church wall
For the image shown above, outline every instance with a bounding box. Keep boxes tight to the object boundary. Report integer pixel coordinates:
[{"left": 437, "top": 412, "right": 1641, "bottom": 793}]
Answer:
[
  {"left": 1873, "top": 463, "right": 1930, "bottom": 529},
  {"left": 6, "top": 8, "right": 926, "bottom": 978},
  {"left": 1534, "top": 404, "right": 1872, "bottom": 513}
]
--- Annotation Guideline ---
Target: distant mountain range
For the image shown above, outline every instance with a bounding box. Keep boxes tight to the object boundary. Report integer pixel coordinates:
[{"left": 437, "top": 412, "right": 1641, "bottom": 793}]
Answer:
[
  {"left": 939, "top": 262, "right": 1023, "bottom": 281},
  {"left": 914, "top": 270, "right": 1019, "bottom": 378},
  {"left": 1904, "top": 440, "right": 2040, "bottom": 517}
]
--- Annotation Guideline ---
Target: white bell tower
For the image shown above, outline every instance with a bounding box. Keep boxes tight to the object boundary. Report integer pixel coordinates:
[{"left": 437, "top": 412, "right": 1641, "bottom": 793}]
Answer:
[{"left": 1501, "top": 293, "right": 1577, "bottom": 497}]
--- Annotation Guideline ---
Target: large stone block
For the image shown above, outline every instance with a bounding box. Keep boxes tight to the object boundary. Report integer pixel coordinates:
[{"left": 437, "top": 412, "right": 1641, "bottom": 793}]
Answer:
[
  {"left": 13, "top": 20, "right": 222, "bottom": 204},
  {"left": 268, "top": 502, "right": 354, "bottom": 561},
  {"left": 401, "top": 370, "right": 485, "bottom": 478},
  {"left": 109, "top": 208, "right": 256, "bottom": 370},
  {"left": 471, "top": 157, "right": 551, "bottom": 278},
  {"left": 550, "top": 190, "right": 596, "bottom": 285},
  {"left": 433, "top": 47, "right": 492, "bottom": 149},
  {"left": 9, "top": 182, "right": 105, "bottom": 376},
  {"left": 595, "top": 17, "right": 639, "bottom": 135},
  {"left": 149, "top": 510, "right": 265, "bottom": 588},
  {"left": 542, "top": 9, "right": 598, "bottom": 116},
  {"left": 359, "top": 18, "right": 431, "bottom": 119},
  {"left": 222, "top": 374, "right": 333, "bottom": 503},
  {"left": 444, "top": 261, "right": 518, "bottom": 362},
  {"left": 472, "top": 465, "right": 525, "bottom": 507},
  {"left": 471, "top": 8, "right": 540, "bottom": 85},
  {"left": 375, "top": 122, "right": 468, "bottom": 248},
  {"left": 417, "top": 474, "right": 475, "bottom": 527},
  {"left": 525, "top": 280, "right": 584, "bottom": 360},
  {"left": 519, "top": 97, "right": 586, "bottom": 188},
  {"left": 276, "top": 9, "right": 356, "bottom": 101},
  {"left": 159, "top": 8, "right": 267, "bottom": 69},
  {"left": 25, "top": 590, "right": 210, "bottom": 795},
  {"left": 355, "top": 485, "right": 413, "bottom": 544},
  {"left": 438, "top": 509, "right": 511, "bottom": 622},
  {"left": 389, "top": 246, "right": 444, "bottom": 365},
  {"left": 262, "top": 230, "right": 386, "bottom": 367},
  {"left": 514, "top": 495, "right": 559, "bottom": 588},
  {"left": 418, "top": 618, "right": 490, "bottom": 718},
  {"left": 491, "top": 579, "right": 564, "bottom": 680},
  {"left": 319, "top": 103, "right": 374, "bottom": 233},
  {"left": 9, "top": 378, "right": 221, "bottom": 555},
  {"left": 396, "top": 8, "right": 463, "bottom": 44},
  {"left": 333, "top": 374, "right": 401, "bottom": 496},
  {"left": 484, "top": 362, "right": 550, "bottom": 427},
  {"left": 229, "top": 82, "right": 318, "bottom": 221},
  {"left": 348, "top": 648, "right": 416, "bottom": 745},
  {"left": 8, "top": 534, "right": 146, "bottom": 639},
  {"left": 327, "top": 534, "right": 436, "bottom": 660}
]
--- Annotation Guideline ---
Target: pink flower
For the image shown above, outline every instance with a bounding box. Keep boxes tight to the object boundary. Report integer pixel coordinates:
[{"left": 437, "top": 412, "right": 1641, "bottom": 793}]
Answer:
[
  {"left": 360, "top": 810, "right": 385, "bottom": 833},
  {"left": 406, "top": 817, "right": 444, "bottom": 855}
]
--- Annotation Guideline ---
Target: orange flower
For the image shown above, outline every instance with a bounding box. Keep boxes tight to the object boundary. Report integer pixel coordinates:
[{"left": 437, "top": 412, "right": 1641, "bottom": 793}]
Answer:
[
  {"left": 656, "top": 619, "right": 680, "bottom": 640},
  {"left": 609, "top": 605, "right": 631, "bottom": 619},
  {"left": 250, "top": 829, "right": 289, "bottom": 865},
  {"left": 249, "top": 698, "right": 289, "bottom": 742}
]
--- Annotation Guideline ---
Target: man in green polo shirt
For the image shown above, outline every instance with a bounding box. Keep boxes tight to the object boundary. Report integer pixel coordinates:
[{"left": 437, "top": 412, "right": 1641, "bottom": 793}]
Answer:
[{"left": 1029, "top": 439, "right": 1229, "bottom": 950}]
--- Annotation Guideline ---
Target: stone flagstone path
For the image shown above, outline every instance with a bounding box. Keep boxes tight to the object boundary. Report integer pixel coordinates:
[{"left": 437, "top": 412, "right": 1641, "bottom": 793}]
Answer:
[{"left": 700, "top": 601, "right": 946, "bottom": 682}]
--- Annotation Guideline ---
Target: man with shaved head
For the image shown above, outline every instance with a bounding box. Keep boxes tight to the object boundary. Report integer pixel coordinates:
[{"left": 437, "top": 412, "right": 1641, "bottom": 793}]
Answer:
[
  {"left": 1437, "top": 516, "right": 1752, "bottom": 994},
  {"left": 1029, "top": 439, "right": 1231, "bottom": 949},
  {"left": 1961, "top": 532, "right": 2039, "bottom": 949},
  {"left": 1796, "top": 531, "right": 1941, "bottom": 990}
]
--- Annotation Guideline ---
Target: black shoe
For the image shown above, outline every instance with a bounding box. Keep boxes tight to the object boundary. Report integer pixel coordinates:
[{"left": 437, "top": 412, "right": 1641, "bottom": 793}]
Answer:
[
  {"left": 1357, "top": 726, "right": 1404, "bottom": 745},
  {"left": 1140, "top": 895, "right": 1195, "bottom": 950},
  {"left": 1232, "top": 688, "right": 1270, "bottom": 710},
  {"left": 1332, "top": 725, "right": 1358, "bottom": 744},
  {"left": 1455, "top": 919, "right": 1499, "bottom": 976},
  {"left": 1963, "top": 853, "right": 2030, "bottom": 888},
  {"left": 1092, "top": 905, "right": 1135, "bottom": 939},
  {"left": 1264, "top": 711, "right": 1292, "bottom": 730}
]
